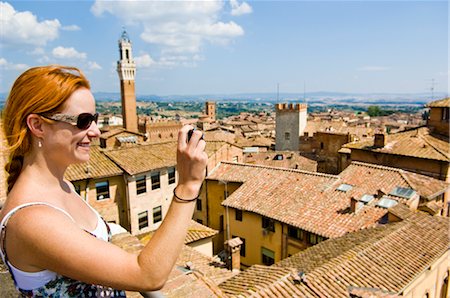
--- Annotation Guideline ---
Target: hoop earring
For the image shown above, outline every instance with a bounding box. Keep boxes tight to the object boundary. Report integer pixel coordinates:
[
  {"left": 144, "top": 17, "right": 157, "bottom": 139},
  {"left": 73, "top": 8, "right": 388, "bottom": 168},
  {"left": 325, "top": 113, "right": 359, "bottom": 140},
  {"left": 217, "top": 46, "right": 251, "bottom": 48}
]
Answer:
[{"left": 38, "top": 140, "right": 42, "bottom": 148}]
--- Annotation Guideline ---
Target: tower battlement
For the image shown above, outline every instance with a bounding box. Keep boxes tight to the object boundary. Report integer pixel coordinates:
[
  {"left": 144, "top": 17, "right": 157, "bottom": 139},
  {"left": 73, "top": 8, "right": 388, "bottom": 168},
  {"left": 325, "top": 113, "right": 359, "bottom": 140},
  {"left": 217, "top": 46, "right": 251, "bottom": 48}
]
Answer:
[{"left": 275, "top": 103, "right": 307, "bottom": 111}]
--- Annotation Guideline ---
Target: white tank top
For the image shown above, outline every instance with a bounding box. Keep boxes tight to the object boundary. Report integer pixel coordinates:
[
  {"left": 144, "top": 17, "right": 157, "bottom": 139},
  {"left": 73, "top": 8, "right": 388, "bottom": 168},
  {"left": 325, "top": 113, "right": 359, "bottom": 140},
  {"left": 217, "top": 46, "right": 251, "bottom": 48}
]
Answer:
[{"left": 0, "top": 201, "right": 109, "bottom": 290}]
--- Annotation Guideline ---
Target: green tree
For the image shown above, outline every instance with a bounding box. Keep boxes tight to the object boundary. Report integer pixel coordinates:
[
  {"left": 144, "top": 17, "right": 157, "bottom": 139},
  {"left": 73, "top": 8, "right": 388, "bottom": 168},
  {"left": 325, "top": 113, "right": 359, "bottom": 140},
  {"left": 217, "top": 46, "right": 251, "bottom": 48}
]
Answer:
[{"left": 367, "top": 105, "right": 382, "bottom": 116}]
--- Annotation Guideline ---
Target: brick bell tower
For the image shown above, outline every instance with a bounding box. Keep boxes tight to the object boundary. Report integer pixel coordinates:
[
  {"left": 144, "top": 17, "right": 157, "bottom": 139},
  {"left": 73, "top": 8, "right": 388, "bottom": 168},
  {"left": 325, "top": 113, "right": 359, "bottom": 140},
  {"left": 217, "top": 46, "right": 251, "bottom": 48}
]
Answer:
[{"left": 117, "top": 29, "right": 138, "bottom": 132}]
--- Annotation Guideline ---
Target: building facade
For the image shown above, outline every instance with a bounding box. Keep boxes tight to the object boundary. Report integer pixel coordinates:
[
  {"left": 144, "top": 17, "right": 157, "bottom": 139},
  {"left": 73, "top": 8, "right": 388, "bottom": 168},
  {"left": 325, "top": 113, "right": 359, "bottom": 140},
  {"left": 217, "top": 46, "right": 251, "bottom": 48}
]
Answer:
[{"left": 275, "top": 103, "right": 307, "bottom": 151}]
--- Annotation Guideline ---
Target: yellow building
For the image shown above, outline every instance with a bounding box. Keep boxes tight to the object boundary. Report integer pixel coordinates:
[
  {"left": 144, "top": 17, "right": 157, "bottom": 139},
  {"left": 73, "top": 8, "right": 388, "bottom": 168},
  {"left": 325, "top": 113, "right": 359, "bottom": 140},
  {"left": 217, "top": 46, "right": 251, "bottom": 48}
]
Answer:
[
  {"left": 206, "top": 161, "right": 449, "bottom": 267},
  {"left": 218, "top": 207, "right": 450, "bottom": 298}
]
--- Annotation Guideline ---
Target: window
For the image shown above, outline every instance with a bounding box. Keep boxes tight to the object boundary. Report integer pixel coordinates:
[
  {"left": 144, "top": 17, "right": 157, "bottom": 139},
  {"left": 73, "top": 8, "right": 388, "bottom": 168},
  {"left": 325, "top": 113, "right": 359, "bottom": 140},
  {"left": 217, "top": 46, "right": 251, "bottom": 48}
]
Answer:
[
  {"left": 284, "top": 132, "right": 290, "bottom": 140},
  {"left": 288, "top": 226, "right": 304, "bottom": 241},
  {"left": 138, "top": 211, "right": 148, "bottom": 230},
  {"left": 219, "top": 215, "right": 224, "bottom": 231},
  {"left": 196, "top": 219, "right": 203, "bottom": 224},
  {"left": 153, "top": 206, "right": 162, "bottom": 223},
  {"left": 74, "top": 184, "right": 81, "bottom": 195},
  {"left": 232, "top": 235, "right": 246, "bottom": 257},
  {"left": 261, "top": 247, "right": 275, "bottom": 265},
  {"left": 262, "top": 216, "right": 275, "bottom": 232},
  {"left": 235, "top": 209, "right": 243, "bottom": 221},
  {"left": 96, "top": 181, "right": 110, "bottom": 200},
  {"left": 233, "top": 156, "right": 239, "bottom": 162},
  {"left": 136, "top": 175, "right": 146, "bottom": 195},
  {"left": 308, "top": 233, "right": 318, "bottom": 245},
  {"left": 168, "top": 167, "right": 176, "bottom": 185},
  {"left": 151, "top": 172, "right": 160, "bottom": 190},
  {"left": 196, "top": 199, "right": 202, "bottom": 211},
  {"left": 320, "top": 142, "right": 324, "bottom": 149},
  {"left": 442, "top": 108, "right": 449, "bottom": 121}
]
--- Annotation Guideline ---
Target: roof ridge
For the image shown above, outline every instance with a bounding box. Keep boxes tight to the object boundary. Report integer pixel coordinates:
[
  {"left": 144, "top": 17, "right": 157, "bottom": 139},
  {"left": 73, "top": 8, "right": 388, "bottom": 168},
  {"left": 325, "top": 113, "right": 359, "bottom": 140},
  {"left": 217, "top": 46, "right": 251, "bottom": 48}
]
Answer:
[
  {"left": 220, "top": 161, "right": 340, "bottom": 179},
  {"left": 350, "top": 161, "right": 404, "bottom": 173},
  {"left": 417, "top": 129, "right": 450, "bottom": 159}
]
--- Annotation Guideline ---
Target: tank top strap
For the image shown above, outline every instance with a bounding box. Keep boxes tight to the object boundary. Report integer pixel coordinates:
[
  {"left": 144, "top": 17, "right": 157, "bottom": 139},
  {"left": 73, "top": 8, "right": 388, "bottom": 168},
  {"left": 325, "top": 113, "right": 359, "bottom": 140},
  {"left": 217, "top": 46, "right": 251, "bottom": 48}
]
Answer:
[
  {"left": 0, "top": 202, "right": 75, "bottom": 290},
  {"left": 0, "top": 202, "right": 76, "bottom": 259}
]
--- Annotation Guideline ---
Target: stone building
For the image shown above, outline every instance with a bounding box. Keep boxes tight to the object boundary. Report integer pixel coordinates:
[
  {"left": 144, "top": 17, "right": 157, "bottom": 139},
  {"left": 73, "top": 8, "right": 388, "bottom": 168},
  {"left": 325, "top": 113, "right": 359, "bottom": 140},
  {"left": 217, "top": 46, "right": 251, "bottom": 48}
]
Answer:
[{"left": 275, "top": 103, "right": 307, "bottom": 151}]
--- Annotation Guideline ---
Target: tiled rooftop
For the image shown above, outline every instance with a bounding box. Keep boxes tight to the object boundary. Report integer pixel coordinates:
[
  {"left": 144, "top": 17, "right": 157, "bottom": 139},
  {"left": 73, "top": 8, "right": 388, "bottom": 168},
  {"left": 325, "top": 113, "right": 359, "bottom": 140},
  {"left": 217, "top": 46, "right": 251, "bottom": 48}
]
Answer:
[
  {"left": 220, "top": 212, "right": 449, "bottom": 297},
  {"left": 343, "top": 127, "right": 449, "bottom": 161},
  {"left": 139, "top": 220, "right": 218, "bottom": 245},
  {"left": 112, "top": 231, "right": 235, "bottom": 297},
  {"left": 339, "top": 161, "right": 449, "bottom": 200},
  {"left": 244, "top": 151, "right": 318, "bottom": 172},
  {"left": 208, "top": 161, "right": 448, "bottom": 238},
  {"left": 104, "top": 142, "right": 178, "bottom": 175},
  {"left": 65, "top": 146, "right": 123, "bottom": 181},
  {"left": 426, "top": 97, "right": 450, "bottom": 108},
  {"left": 104, "top": 141, "right": 232, "bottom": 175}
]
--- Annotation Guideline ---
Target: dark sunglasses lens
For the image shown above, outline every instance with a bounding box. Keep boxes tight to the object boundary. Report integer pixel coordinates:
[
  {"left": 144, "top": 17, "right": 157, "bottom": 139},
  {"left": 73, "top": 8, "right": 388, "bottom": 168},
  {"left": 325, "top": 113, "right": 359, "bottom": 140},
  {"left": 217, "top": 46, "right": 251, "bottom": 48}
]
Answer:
[{"left": 77, "top": 113, "right": 98, "bottom": 129}]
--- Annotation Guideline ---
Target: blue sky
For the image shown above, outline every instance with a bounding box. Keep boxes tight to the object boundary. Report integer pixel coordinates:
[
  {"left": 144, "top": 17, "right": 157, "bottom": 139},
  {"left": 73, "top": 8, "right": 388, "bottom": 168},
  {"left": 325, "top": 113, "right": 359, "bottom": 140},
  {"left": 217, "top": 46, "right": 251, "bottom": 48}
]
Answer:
[{"left": 0, "top": 0, "right": 448, "bottom": 96}]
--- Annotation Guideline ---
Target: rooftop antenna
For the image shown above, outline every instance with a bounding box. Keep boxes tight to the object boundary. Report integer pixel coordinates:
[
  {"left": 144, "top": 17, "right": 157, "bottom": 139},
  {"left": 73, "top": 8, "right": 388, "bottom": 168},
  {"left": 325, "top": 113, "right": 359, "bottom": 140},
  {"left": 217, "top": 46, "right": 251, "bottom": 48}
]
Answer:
[
  {"left": 277, "top": 83, "right": 280, "bottom": 103},
  {"left": 429, "top": 78, "right": 436, "bottom": 100},
  {"left": 303, "top": 81, "right": 306, "bottom": 102}
]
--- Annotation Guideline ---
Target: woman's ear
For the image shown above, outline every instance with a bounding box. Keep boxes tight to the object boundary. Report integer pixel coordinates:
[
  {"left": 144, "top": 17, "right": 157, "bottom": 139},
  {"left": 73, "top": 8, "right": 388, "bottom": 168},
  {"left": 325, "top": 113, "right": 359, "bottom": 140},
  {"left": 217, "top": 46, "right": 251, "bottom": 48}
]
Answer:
[{"left": 26, "top": 114, "right": 45, "bottom": 138}]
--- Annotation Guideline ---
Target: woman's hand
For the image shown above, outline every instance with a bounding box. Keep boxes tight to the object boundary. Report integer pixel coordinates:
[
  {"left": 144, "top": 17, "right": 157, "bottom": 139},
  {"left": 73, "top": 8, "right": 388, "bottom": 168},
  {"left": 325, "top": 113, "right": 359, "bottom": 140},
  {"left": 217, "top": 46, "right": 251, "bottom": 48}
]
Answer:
[{"left": 175, "top": 125, "right": 208, "bottom": 197}]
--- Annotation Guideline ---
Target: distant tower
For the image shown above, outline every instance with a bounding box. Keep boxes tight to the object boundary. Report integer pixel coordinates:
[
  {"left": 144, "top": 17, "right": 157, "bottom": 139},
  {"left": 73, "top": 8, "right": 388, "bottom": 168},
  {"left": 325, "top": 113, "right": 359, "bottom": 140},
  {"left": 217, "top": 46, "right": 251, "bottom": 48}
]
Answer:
[
  {"left": 117, "top": 29, "right": 138, "bottom": 132},
  {"left": 205, "top": 101, "right": 216, "bottom": 122},
  {"left": 275, "top": 103, "right": 307, "bottom": 151}
]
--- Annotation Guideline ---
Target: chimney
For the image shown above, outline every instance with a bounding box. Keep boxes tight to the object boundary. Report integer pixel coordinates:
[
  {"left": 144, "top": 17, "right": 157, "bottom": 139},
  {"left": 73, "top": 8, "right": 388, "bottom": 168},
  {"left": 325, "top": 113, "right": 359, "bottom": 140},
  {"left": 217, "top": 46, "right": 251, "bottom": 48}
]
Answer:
[
  {"left": 350, "top": 197, "right": 357, "bottom": 213},
  {"left": 224, "top": 237, "right": 243, "bottom": 272},
  {"left": 374, "top": 133, "right": 386, "bottom": 148},
  {"left": 350, "top": 197, "right": 363, "bottom": 213},
  {"left": 377, "top": 188, "right": 386, "bottom": 198}
]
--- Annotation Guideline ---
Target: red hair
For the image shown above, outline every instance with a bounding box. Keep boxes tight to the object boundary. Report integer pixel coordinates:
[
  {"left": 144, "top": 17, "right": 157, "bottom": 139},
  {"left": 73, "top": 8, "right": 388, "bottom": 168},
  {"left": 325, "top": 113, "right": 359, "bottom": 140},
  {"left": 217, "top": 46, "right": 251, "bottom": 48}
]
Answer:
[{"left": 3, "top": 65, "right": 90, "bottom": 193}]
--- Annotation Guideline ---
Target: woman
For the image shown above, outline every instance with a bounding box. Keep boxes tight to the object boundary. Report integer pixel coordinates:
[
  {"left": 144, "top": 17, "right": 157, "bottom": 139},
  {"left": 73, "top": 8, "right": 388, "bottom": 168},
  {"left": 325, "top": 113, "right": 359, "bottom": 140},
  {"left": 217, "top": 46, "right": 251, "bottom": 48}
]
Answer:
[{"left": 0, "top": 65, "right": 207, "bottom": 297}]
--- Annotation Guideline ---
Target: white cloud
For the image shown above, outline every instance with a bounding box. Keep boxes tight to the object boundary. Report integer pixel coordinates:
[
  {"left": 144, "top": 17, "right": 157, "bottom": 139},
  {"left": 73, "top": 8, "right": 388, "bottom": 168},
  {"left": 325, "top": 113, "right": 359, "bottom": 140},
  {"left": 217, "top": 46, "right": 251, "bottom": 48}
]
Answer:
[
  {"left": 52, "top": 46, "right": 87, "bottom": 60},
  {"left": 230, "top": 0, "right": 252, "bottom": 16},
  {"left": 87, "top": 61, "right": 102, "bottom": 70},
  {"left": 358, "top": 66, "right": 390, "bottom": 72},
  {"left": 0, "top": 2, "right": 60, "bottom": 47},
  {"left": 62, "top": 24, "right": 81, "bottom": 31},
  {"left": 135, "top": 54, "right": 156, "bottom": 68},
  {"left": 91, "top": 0, "right": 245, "bottom": 67},
  {"left": 0, "top": 57, "right": 29, "bottom": 70}
]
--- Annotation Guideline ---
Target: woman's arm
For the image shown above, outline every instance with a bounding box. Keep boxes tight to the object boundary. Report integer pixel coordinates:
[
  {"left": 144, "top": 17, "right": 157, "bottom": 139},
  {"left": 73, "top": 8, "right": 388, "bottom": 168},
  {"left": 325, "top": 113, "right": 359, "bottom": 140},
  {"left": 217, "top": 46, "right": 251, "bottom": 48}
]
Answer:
[{"left": 6, "top": 125, "right": 207, "bottom": 291}]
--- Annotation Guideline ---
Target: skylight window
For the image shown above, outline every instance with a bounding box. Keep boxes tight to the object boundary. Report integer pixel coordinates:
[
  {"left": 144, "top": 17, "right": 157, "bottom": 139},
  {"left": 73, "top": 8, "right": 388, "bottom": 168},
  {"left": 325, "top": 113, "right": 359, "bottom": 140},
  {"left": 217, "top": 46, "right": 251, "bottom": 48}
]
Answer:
[
  {"left": 376, "top": 197, "right": 398, "bottom": 209},
  {"left": 389, "top": 186, "right": 416, "bottom": 200},
  {"left": 360, "top": 194, "right": 375, "bottom": 204},
  {"left": 117, "top": 136, "right": 137, "bottom": 143},
  {"left": 337, "top": 184, "right": 353, "bottom": 192}
]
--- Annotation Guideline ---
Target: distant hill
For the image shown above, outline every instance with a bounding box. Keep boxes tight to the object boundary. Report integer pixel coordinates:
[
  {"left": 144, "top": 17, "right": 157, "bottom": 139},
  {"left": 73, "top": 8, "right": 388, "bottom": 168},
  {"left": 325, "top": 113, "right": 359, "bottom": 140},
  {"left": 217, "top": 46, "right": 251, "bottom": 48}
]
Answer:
[{"left": 0, "top": 91, "right": 446, "bottom": 106}]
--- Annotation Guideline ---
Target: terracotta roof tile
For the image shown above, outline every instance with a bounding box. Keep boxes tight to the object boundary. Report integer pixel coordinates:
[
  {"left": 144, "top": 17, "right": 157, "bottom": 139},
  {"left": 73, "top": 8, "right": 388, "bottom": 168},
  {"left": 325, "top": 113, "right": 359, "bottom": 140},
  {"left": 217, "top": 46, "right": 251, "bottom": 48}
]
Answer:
[
  {"left": 112, "top": 231, "right": 234, "bottom": 297},
  {"left": 343, "top": 127, "right": 449, "bottom": 161},
  {"left": 220, "top": 212, "right": 448, "bottom": 297},
  {"left": 104, "top": 142, "right": 177, "bottom": 175},
  {"left": 275, "top": 212, "right": 449, "bottom": 297},
  {"left": 65, "top": 146, "right": 123, "bottom": 181},
  {"left": 104, "top": 141, "right": 231, "bottom": 175},
  {"left": 209, "top": 161, "right": 448, "bottom": 238},
  {"left": 340, "top": 161, "right": 449, "bottom": 200},
  {"left": 244, "top": 151, "right": 317, "bottom": 172},
  {"left": 184, "top": 220, "right": 219, "bottom": 244},
  {"left": 426, "top": 97, "right": 450, "bottom": 108},
  {"left": 139, "top": 220, "right": 218, "bottom": 245}
]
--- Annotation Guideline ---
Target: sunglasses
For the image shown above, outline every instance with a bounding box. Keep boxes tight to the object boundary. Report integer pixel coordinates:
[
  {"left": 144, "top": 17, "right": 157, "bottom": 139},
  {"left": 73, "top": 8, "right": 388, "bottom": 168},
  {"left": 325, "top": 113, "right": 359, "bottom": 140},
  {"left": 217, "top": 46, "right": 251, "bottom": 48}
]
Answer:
[{"left": 40, "top": 112, "right": 99, "bottom": 130}]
